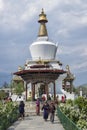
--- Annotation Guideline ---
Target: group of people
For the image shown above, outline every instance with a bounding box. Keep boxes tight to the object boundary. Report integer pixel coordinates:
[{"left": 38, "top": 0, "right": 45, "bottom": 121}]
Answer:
[
  {"left": 42, "top": 101, "right": 56, "bottom": 123},
  {"left": 18, "top": 98, "right": 57, "bottom": 123},
  {"left": 36, "top": 98, "right": 56, "bottom": 123}
]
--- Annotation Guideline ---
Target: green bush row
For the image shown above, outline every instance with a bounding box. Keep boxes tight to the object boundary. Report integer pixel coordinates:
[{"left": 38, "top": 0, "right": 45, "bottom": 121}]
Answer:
[
  {"left": 0, "top": 102, "right": 19, "bottom": 130},
  {"left": 59, "top": 97, "right": 87, "bottom": 130}
]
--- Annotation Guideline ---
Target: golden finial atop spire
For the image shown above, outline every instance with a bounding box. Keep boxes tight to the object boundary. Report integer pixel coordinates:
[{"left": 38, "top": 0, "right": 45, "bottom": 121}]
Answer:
[
  {"left": 38, "top": 9, "right": 48, "bottom": 36},
  {"left": 38, "top": 8, "right": 48, "bottom": 23}
]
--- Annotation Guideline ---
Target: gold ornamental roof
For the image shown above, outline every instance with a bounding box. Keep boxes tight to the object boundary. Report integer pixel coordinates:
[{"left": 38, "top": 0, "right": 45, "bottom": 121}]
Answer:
[
  {"left": 38, "top": 9, "right": 48, "bottom": 37},
  {"left": 38, "top": 8, "right": 48, "bottom": 23},
  {"left": 64, "top": 65, "right": 75, "bottom": 81}
]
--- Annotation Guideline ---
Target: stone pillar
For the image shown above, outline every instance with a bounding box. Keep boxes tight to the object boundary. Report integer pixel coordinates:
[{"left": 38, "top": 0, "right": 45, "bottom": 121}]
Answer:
[
  {"left": 45, "top": 83, "right": 48, "bottom": 100},
  {"left": 25, "top": 82, "right": 27, "bottom": 101},
  {"left": 31, "top": 83, "right": 35, "bottom": 101},
  {"left": 33, "top": 84, "right": 35, "bottom": 100},
  {"left": 53, "top": 82, "right": 56, "bottom": 100}
]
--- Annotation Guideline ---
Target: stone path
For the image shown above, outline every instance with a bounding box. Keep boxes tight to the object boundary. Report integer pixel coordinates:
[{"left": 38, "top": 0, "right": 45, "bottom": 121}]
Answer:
[{"left": 8, "top": 114, "right": 65, "bottom": 130}]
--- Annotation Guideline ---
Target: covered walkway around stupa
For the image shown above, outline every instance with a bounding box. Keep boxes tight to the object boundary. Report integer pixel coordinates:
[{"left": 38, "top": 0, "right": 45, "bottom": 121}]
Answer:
[{"left": 14, "top": 68, "right": 65, "bottom": 101}]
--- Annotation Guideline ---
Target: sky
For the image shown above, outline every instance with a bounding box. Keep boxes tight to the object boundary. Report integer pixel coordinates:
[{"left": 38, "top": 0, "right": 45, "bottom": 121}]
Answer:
[{"left": 0, "top": 0, "right": 87, "bottom": 87}]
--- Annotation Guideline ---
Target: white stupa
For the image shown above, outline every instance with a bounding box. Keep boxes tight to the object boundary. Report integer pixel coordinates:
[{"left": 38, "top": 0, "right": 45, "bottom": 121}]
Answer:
[
  {"left": 14, "top": 9, "right": 75, "bottom": 101},
  {"left": 30, "top": 9, "right": 57, "bottom": 61}
]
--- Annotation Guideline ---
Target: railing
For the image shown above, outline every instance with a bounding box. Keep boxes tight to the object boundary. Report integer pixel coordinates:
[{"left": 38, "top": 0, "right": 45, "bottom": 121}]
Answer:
[{"left": 57, "top": 107, "right": 81, "bottom": 130}]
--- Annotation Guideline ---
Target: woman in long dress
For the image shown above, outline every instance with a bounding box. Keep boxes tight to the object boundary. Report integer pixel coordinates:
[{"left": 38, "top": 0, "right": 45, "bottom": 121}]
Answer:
[
  {"left": 42, "top": 101, "right": 50, "bottom": 121},
  {"left": 19, "top": 101, "right": 25, "bottom": 119},
  {"left": 36, "top": 98, "right": 40, "bottom": 115},
  {"left": 49, "top": 102, "right": 56, "bottom": 123}
]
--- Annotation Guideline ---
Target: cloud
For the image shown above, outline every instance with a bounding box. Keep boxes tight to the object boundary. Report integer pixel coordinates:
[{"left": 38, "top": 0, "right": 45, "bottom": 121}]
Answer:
[
  {"left": 0, "top": 0, "right": 60, "bottom": 31},
  {"left": 57, "top": 28, "right": 69, "bottom": 38},
  {"left": 56, "top": 42, "right": 87, "bottom": 76},
  {"left": 0, "top": 0, "right": 87, "bottom": 33},
  {"left": 81, "top": 48, "right": 87, "bottom": 56},
  {"left": 0, "top": 0, "right": 87, "bottom": 86},
  {"left": 0, "top": 0, "right": 4, "bottom": 11},
  {"left": 58, "top": 43, "right": 87, "bottom": 55},
  {"left": 72, "top": 61, "right": 87, "bottom": 73}
]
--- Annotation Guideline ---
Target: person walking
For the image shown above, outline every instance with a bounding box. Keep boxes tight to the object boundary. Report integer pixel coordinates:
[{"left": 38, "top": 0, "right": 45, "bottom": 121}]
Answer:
[
  {"left": 19, "top": 101, "right": 25, "bottom": 119},
  {"left": 49, "top": 102, "right": 56, "bottom": 123},
  {"left": 42, "top": 101, "right": 50, "bottom": 121},
  {"left": 36, "top": 98, "right": 40, "bottom": 115}
]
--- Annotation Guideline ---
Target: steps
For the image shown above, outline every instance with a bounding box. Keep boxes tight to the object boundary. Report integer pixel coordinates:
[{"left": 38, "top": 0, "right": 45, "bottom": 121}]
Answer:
[{"left": 24, "top": 101, "right": 43, "bottom": 116}]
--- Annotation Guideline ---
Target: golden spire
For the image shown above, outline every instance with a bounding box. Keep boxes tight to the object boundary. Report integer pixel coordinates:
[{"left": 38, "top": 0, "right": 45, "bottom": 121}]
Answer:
[{"left": 38, "top": 9, "right": 48, "bottom": 37}]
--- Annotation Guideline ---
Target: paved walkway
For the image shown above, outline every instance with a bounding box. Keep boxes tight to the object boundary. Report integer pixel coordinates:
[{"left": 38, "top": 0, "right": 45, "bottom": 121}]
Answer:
[{"left": 8, "top": 114, "right": 65, "bottom": 130}]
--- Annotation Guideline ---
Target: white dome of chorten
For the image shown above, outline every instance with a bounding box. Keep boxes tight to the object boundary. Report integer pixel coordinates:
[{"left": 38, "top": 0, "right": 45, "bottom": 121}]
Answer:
[{"left": 30, "top": 9, "right": 58, "bottom": 61}]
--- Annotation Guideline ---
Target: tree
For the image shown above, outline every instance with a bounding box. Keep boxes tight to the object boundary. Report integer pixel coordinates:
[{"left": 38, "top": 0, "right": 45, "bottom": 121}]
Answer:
[
  {"left": 13, "top": 82, "right": 24, "bottom": 95},
  {"left": 0, "top": 90, "right": 6, "bottom": 100}
]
